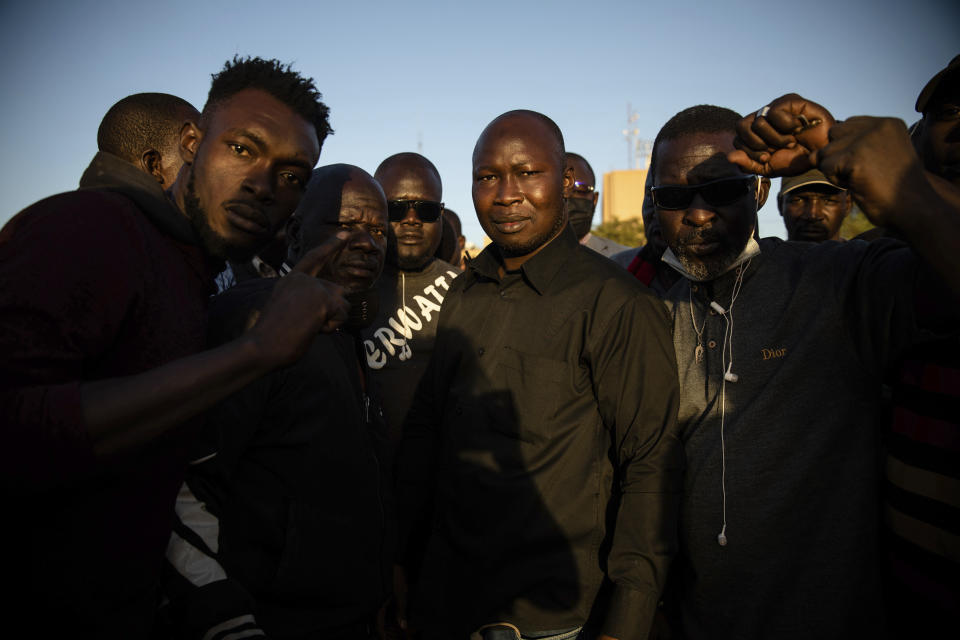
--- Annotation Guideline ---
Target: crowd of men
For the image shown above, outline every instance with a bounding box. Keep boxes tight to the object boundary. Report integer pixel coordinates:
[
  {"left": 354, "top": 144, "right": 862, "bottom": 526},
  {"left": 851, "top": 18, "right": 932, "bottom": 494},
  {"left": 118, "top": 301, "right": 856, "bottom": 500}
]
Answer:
[{"left": 0, "top": 54, "right": 957, "bottom": 640}]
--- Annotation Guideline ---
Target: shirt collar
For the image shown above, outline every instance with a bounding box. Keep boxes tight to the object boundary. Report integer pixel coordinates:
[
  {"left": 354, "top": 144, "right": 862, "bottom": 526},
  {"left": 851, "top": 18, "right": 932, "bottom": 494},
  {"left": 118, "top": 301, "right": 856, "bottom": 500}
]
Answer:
[{"left": 467, "top": 223, "right": 577, "bottom": 295}]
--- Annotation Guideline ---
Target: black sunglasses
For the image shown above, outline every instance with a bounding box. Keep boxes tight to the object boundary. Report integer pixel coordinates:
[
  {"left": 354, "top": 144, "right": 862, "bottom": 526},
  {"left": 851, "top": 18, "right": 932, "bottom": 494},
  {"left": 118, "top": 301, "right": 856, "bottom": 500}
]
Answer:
[
  {"left": 650, "top": 175, "right": 758, "bottom": 210},
  {"left": 387, "top": 200, "right": 444, "bottom": 223}
]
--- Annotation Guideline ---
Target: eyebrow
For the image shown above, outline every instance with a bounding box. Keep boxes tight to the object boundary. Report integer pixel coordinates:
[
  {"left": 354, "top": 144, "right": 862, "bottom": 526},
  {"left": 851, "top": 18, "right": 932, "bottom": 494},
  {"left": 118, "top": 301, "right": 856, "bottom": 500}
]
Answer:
[{"left": 229, "top": 128, "right": 314, "bottom": 171}]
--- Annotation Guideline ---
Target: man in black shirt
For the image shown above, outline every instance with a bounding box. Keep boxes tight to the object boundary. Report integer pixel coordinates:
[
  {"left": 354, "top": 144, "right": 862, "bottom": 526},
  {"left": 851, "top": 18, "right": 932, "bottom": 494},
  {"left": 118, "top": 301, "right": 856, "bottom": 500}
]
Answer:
[{"left": 396, "top": 110, "right": 682, "bottom": 640}]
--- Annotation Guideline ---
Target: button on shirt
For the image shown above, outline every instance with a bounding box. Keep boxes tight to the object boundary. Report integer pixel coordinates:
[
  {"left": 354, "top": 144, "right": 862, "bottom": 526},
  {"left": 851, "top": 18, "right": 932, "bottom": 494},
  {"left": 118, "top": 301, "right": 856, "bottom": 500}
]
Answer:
[{"left": 397, "top": 226, "right": 683, "bottom": 639}]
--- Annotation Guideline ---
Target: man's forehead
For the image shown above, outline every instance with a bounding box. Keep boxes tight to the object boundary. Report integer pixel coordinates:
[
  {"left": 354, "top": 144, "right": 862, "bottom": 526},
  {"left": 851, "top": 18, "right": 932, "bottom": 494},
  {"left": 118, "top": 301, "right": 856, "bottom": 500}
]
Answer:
[
  {"left": 788, "top": 184, "right": 845, "bottom": 197},
  {"left": 328, "top": 175, "right": 385, "bottom": 219},
  {"left": 656, "top": 132, "right": 742, "bottom": 184},
  {"left": 340, "top": 187, "right": 386, "bottom": 215},
  {"left": 378, "top": 163, "right": 440, "bottom": 198},
  {"left": 475, "top": 114, "right": 559, "bottom": 162},
  {"left": 206, "top": 88, "right": 318, "bottom": 161}
]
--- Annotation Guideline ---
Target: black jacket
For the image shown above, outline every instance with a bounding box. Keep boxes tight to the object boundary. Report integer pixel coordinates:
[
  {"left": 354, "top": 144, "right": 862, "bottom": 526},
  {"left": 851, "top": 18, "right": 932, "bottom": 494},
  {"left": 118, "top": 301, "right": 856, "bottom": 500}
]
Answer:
[{"left": 161, "top": 278, "right": 392, "bottom": 639}]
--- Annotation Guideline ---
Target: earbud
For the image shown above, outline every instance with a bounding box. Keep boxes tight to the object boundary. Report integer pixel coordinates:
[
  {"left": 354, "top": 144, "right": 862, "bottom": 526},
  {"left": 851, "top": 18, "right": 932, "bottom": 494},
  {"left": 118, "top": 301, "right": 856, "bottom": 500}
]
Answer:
[
  {"left": 718, "top": 525, "right": 728, "bottom": 546},
  {"left": 724, "top": 363, "right": 739, "bottom": 383},
  {"left": 710, "top": 301, "right": 726, "bottom": 315}
]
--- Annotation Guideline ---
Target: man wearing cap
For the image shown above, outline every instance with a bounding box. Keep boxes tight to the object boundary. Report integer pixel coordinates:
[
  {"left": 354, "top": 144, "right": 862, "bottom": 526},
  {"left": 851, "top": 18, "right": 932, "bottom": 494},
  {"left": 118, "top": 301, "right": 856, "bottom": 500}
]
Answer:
[
  {"left": 565, "top": 152, "right": 631, "bottom": 258},
  {"left": 362, "top": 152, "right": 458, "bottom": 444},
  {"left": 777, "top": 169, "right": 852, "bottom": 242}
]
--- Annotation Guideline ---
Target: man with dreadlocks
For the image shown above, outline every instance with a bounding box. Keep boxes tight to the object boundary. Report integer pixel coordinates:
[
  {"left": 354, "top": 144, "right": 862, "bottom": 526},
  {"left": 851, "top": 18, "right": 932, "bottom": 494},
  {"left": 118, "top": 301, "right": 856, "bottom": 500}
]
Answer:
[{"left": 0, "top": 57, "right": 342, "bottom": 638}]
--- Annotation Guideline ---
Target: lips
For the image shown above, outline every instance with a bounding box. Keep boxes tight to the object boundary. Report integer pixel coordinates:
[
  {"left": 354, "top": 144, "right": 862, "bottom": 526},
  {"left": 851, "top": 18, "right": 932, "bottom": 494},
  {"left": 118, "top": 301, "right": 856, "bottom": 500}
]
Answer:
[
  {"left": 794, "top": 222, "right": 828, "bottom": 240},
  {"left": 490, "top": 216, "right": 530, "bottom": 234},
  {"left": 342, "top": 259, "right": 379, "bottom": 274},
  {"left": 679, "top": 231, "right": 722, "bottom": 255},
  {"left": 686, "top": 241, "right": 721, "bottom": 255},
  {"left": 395, "top": 231, "right": 423, "bottom": 245},
  {"left": 224, "top": 201, "right": 269, "bottom": 236}
]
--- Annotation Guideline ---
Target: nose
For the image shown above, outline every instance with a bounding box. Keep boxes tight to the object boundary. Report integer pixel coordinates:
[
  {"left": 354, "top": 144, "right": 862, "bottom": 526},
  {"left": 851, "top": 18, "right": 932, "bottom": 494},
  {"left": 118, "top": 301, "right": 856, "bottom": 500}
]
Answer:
[
  {"left": 801, "top": 198, "right": 824, "bottom": 220},
  {"left": 683, "top": 193, "right": 718, "bottom": 226},
  {"left": 400, "top": 205, "right": 421, "bottom": 226},
  {"left": 348, "top": 227, "right": 379, "bottom": 252},
  {"left": 241, "top": 165, "right": 275, "bottom": 203},
  {"left": 494, "top": 174, "right": 522, "bottom": 206}
]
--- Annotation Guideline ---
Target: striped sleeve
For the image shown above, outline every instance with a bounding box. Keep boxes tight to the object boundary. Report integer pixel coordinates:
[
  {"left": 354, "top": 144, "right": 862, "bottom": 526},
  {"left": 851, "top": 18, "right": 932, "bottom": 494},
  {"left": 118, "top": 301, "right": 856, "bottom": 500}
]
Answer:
[{"left": 159, "top": 478, "right": 267, "bottom": 639}]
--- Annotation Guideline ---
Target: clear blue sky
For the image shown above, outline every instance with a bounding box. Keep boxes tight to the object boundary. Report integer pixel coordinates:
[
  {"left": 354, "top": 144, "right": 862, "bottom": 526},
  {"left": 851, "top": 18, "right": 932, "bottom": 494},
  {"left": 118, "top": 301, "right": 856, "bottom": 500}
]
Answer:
[{"left": 1, "top": 0, "right": 957, "bottom": 246}]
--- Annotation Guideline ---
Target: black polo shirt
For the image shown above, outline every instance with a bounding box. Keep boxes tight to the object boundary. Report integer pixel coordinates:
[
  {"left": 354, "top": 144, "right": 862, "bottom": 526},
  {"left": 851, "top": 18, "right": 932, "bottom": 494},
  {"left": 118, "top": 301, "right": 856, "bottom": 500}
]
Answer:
[{"left": 397, "top": 225, "right": 683, "bottom": 639}]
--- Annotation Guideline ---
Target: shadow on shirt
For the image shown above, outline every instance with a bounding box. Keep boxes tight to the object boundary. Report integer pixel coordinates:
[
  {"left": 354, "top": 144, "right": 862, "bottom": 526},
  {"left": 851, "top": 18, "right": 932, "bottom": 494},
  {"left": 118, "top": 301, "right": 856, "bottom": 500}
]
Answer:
[{"left": 399, "top": 328, "right": 619, "bottom": 638}]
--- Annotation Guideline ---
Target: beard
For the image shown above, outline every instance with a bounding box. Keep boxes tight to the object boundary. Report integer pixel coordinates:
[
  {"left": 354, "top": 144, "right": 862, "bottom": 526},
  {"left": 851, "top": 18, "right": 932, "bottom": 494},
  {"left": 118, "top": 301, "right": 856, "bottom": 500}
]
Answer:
[
  {"left": 673, "top": 228, "right": 744, "bottom": 281},
  {"left": 183, "top": 169, "right": 256, "bottom": 262},
  {"left": 394, "top": 246, "right": 433, "bottom": 271},
  {"left": 497, "top": 209, "right": 567, "bottom": 258}
]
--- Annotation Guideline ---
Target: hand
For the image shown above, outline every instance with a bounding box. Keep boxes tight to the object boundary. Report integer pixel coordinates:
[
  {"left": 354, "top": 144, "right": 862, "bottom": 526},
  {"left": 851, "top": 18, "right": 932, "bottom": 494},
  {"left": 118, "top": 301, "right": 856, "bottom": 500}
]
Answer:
[
  {"left": 244, "top": 233, "right": 351, "bottom": 369},
  {"left": 728, "top": 93, "right": 835, "bottom": 176},
  {"left": 812, "top": 116, "right": 934, "bottom": 229}
]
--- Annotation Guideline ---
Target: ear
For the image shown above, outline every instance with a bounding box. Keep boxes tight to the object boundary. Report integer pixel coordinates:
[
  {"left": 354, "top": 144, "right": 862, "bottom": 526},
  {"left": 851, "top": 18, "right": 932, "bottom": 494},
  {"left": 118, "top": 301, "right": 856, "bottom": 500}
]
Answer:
[
  {"left": 141, "top": 149, "right": 165, "bottom": 185},
  {"left": 179, "top": 120, "right": 202, "bottom": 165},
  {"left": 562, "top": 164, "right": 574, "bottom": 195},
  {"left": 592, "top": 190, "right": 599, "bottom": 208},
  {"left": 757, "top": 177, "right": 771, "bottom": 209},
  {"left": 842, "top": 192, "right": 854, "bottom": 216}
]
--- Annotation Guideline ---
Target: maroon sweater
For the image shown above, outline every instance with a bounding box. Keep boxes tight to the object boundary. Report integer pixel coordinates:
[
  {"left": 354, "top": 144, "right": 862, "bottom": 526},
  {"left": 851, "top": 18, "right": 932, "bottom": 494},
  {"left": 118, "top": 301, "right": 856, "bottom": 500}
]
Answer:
[{"left": 0, "top": 158, "right": 218, "bottom": 637}]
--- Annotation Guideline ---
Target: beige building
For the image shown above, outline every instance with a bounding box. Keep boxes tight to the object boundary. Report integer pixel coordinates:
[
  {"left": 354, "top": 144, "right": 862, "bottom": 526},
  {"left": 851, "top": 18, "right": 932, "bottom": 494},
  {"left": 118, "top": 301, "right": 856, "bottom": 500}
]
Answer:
[{"left": 601, "top": 168, "right": 648, "bottom": 225}]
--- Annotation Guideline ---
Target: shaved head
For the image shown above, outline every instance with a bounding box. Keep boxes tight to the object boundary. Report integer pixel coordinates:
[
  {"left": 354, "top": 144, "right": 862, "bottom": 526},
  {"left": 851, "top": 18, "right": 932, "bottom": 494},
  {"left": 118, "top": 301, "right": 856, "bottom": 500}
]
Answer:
[
  {"left": 375, "top": 152, "right": 442, "bottom": 188},
  {"left": 473, "top": 109, "right": 565, "bottom": 168}
]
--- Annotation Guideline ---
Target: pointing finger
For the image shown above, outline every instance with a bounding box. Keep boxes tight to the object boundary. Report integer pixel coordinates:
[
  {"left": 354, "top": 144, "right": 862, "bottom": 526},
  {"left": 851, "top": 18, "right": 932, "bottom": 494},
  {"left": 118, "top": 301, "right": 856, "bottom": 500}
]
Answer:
[{"left": 291, "top": 230, "right": 351, "bottom": 278}]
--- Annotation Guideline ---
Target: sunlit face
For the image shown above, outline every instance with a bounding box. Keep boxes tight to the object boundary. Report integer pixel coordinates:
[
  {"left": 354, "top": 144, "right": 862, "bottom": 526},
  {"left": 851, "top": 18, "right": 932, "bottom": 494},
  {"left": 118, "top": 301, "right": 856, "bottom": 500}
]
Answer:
[
  {"left": 376, "top": 161, "right": 443, "bottom": 271},
  {"left": 293, "top": 170, "right": 388, "bottom": 293},
  {"left": 655, "top": 132, "right": 761, "bottom": 281},
  {"left": 180, "top": 88, "right": 319, "bottom": 261},
  {"left": 779, "top": 185, "right": 851, "bottom": 242},
  {"left": 472, "top": 113, "right": 571, "bottom": 264}
]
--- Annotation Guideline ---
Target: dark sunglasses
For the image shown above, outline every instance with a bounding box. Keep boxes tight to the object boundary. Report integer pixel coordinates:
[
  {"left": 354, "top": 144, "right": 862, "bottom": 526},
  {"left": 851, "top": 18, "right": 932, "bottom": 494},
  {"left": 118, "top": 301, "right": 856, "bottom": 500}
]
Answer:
[
  {"left": 650, "top": 175, "right": 758, "bottom": 210},
  {"left": 387, "top": 200, "right": 444, "bottom": 223}
]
